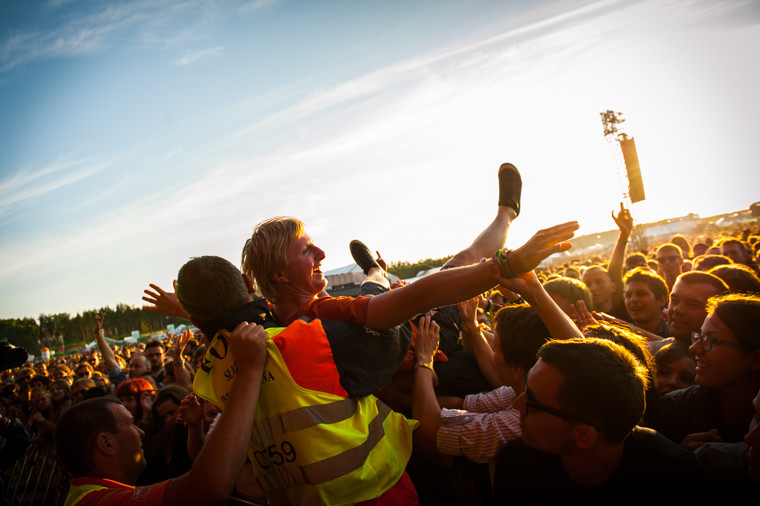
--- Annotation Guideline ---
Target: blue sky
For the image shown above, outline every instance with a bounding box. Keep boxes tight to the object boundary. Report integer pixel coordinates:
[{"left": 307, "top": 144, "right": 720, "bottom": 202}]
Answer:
[{"left": 1, "top": 0, "right": 759, "bottom": 319}]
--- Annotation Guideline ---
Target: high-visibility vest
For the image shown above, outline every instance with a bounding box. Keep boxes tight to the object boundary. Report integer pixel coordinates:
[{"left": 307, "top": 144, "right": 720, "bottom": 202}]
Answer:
[
  {"left": 194, "top": 319, "right": 418, "bottom": 505},
  {"left": 65, "top": 482, "right": 108, "bottom": 506}
]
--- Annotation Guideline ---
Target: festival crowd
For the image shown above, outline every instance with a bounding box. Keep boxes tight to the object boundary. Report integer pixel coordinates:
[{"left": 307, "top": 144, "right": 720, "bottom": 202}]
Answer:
[{"left": 2, "top": 163, "right": 760, "bottom": 504}]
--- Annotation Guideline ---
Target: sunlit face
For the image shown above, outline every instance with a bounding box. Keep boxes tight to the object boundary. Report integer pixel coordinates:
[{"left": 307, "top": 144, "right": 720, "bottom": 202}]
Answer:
[
  {"left": 108, "top": 403, "right": 146, "bottom": 483},
  {"left": 625, "top": 281, "right": 666, "bottom": 326},
  {"left": 668, "top": 280, "right": 716, "bottom": 345},
  {"left": 93, "top": 377, "right": 107, "bottom": 390},
  {"left": 689, "top": 313, "right": 750, "bottom": 390},
  {"left": 513, "top": 361, "right": 575, "bottom": 455},
  {"left": 279, "top": 232, "right": 327, "bottom": 297},
  {"left": 657, "top": 246, "right": 683, "bottom": 278},
  {"left": 656, "top": 356, "right": 696, "bottom": 396},
  {"left": 156, "top": 399, "right": 181, "bottom": 427},
  {"left": 721, "top": 243, "right": 750, "bottom": 265},
  {"left": 581, "top": 268, "right": 616, "bottom": 311}
]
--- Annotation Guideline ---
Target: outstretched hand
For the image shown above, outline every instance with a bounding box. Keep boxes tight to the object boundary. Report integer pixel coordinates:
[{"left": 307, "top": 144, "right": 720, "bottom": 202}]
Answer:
[
  {"left": 612, "top": 203, "right": 633, "bottom": 236},
  {"left": 506, "top": 221, "right": 579, "bottom": 275},
  {"left": 143, "top": 283, "right": 189, "bottom": 319}
]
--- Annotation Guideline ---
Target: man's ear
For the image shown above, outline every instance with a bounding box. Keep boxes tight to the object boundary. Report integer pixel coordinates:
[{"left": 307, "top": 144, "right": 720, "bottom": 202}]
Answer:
[
  {"left": 241, "top": 273, "right": 256, "bottom": 295},
  {"left": 271, "top": 271, "right": 288, "bottom": 283},
  {"left": 573, "top": 424, "right": 599, "bottom": 450},
  {"left": 657, "top": 295, "right": 668, "bottom": 310},
  {"left": 96, "top": 432, "right": 117, "bottom": 456}
]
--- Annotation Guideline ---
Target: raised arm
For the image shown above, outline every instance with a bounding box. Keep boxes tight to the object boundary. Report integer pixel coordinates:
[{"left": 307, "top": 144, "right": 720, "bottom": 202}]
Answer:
[
  {"left": 608, "top": 203, "right": 633, "bottom": 295},
  {"left": 93, "top": 313, "right": 119, "bottom": 373},
  {"left": 495, "top": 271, "right": 583, "bottom": 341},
  {"left": 458, "top": 298, "right": 502, "bottom": 389},
  {"left": 411, "top": 315, "right": 443, "bottom": 444},
  {"left": 172, "top": 331, "right": 194, "bottom": 391},
  {"left": 365, "top": 221, "right": 579, "bottom": 330},
  {"left": 164, "top": 321, "right": 268, "bottom": 505}
]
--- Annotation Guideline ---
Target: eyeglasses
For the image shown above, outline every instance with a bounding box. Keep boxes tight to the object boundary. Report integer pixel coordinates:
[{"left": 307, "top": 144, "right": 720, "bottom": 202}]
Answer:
[
  {"left": 657, "top": 255, "right": 682, "bottom": 263},
  {"left": 524, "top": 387, "right": 601, "bottom": 430},
  {"left": 691, "top": 332, "right": 744, "bottom": 352}
]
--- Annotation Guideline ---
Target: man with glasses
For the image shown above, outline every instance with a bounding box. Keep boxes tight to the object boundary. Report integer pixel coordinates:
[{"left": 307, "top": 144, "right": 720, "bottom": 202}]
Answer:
[
  {"left": 144, "top": 340, "right": 166, "bottom": 386},
  {"left": 492, "top": 338, "right": 712, "bottom": 501},
  {"left": 656, "top": 243, "right": 685, "bottom": 290}
]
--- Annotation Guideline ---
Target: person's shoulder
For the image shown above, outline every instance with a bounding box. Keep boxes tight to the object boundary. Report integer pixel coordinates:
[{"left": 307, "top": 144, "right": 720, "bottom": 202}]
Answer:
[{"left": 662, "top": 384, "right": 708, "bottom": 403}]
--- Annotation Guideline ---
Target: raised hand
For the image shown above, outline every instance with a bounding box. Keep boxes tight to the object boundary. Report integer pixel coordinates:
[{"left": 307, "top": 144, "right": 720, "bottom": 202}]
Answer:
[
  {"left": 180, "top": 393, "right": 205, "bottom": 428},
  {"left": 142, "top": 283, "right": 189, "bottom": 319},
  {"left": 414, "top": 314, "right": 440, "bottom": 364},
  {"left": 94, "top": 313, "right": 104, "bottom": 334},
  {"left": 612, "top": 202, "right": 633, "bottom": 237},
  {"left": 568, "top": 300, "right": 597, "bottom": 330}
]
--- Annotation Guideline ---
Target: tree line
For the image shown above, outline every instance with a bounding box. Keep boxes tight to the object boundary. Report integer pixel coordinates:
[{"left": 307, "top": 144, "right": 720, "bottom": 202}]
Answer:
[
  {"left": 0, "top": 304, "right": 187, "bottom": 355},
  {"left": 387, "top": 255, "right": 453, "bottom": 280}
]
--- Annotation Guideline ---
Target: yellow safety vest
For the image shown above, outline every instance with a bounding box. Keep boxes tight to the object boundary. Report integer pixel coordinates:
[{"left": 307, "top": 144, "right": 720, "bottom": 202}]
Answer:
[
  {"left": 64, "top": 482, "right": 107, "bottom": 506},
  {"left": 194, "top": 319, "right": 418, "bottom": 505}
]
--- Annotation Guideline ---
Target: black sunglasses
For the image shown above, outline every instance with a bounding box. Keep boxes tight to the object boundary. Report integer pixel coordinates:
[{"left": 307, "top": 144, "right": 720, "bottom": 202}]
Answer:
[{"left": 525, "top": 387, "right": 601, "bottom": 431}]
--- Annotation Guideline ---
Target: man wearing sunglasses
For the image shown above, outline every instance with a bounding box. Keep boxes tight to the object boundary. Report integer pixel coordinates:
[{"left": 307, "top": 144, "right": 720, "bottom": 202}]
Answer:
[
  {"left": 493, "top": 338, "right": 712, "bottom": 502},
  {"left": 656, "top": 243, "right": 685, "bottom": 290}
]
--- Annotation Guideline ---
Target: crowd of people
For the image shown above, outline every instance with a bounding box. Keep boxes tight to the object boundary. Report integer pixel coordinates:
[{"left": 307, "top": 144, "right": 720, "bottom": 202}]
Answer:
[{"left": 2, "top": 162, "right": 760, "bottom": 504}]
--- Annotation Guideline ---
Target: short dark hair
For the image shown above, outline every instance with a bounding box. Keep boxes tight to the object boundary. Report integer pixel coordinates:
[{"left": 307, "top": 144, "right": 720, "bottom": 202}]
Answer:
[
  {"left": 623, "top": 267, "right": 669, "bottom": 301},
  {"left": 537, "top": 338, "right": 648, "bottom": 444},
  {"left": 709, "top": 264, "right": 760, "bottom": 295},
  {"left": 675, "top": 271, "right": 729, "bottom": 296},
  {"left": 153, "top": 384, "right": 190, "bottom": 420},
  {"left": 654, "top": 342, "right": 693, "bottom": 371},
  {"left": 176, "top": 256, "right": 250, "bottom": 325},
  {"left": 54, "top": 396, "right": 122, "bottom": 477},
  {"left": 145, "top": 339, "right": 164, "bottom": 352},
  {"left": 543, "top": 277, "right": 592, "bottom": 310},
  {"left": 692, "top": 254, "right": 732, "bottom": 271},
  {"left": 493, "top": 304, "right": 550, "bottom": 372}
]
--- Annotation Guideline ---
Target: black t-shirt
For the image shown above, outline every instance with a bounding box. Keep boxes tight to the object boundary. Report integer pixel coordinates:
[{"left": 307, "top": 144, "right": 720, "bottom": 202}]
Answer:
[{"left": 493, "top": 427, "right": 714, "bottom": 503}]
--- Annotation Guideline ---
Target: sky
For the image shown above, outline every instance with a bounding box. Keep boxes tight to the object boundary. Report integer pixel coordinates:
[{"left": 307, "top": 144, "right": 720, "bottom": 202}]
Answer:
[{"left": 1, "top": 0, "right": 759, "bottom": 320}]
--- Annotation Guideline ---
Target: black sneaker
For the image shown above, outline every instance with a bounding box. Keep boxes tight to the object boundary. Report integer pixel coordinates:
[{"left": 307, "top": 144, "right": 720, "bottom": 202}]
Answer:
[
  {"left": 498, "top": 163, "right": 522, "bottom": 216},
  {"left": 350, "top": 240, "right": 381, "bottom": 275}
]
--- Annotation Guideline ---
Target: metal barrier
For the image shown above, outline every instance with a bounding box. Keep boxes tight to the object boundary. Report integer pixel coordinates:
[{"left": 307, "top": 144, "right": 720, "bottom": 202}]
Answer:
[{"left": 5, "top": 441, "right": 68, "bottom": 506}]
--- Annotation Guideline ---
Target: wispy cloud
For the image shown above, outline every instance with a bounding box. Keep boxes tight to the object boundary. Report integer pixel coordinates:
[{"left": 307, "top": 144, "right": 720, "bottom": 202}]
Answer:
[
  {"left": 0, "top": 156, "right": 105, "bottom": 221},
  {"left": 1, "top": 0, "right": 281, "bottom": 73},
  {"left": 175, "top": 46, "right": 225, "bottom": 66}
]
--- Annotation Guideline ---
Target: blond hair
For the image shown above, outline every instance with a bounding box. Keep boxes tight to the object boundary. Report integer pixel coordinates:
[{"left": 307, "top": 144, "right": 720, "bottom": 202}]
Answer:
[{"left": 241, "top": 217, "right": 304, "bottom": 303}]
